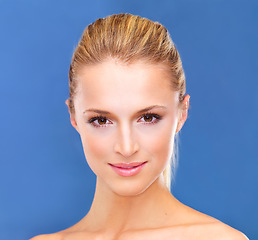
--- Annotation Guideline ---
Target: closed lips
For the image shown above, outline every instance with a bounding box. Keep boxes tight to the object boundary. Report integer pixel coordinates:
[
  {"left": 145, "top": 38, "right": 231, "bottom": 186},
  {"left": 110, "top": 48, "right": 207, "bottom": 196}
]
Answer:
[{"left": 109, "top": 161, "right": 147, "bottom": 169}]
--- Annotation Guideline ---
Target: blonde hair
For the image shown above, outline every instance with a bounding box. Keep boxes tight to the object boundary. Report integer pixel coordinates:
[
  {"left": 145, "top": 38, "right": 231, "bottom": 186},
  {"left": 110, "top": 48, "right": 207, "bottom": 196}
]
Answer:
[{"left": 68, "top": 13, "right": 186, "bottom": 190}]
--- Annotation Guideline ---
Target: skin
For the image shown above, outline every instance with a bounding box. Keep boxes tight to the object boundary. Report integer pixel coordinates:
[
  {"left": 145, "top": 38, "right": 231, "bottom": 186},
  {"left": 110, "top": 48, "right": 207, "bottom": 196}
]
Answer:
[{"left": 31, "top": 60, "right": 248, "bottom": 240}]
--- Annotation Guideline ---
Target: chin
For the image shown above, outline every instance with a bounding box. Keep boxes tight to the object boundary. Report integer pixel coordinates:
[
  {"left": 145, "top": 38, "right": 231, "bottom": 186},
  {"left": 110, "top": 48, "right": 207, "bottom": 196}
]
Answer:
[
  {"left": 106, "top": 177, "right": 158, "bottom": 197},
  {"left": 114, "top": 185, "right": 149, "bottom": 197}
]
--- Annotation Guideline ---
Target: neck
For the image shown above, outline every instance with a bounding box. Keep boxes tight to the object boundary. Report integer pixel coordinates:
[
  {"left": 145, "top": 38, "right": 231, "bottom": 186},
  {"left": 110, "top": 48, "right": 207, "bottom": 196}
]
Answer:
[{"left": 82, "top": 176, "right": 178, "bottom": 235}]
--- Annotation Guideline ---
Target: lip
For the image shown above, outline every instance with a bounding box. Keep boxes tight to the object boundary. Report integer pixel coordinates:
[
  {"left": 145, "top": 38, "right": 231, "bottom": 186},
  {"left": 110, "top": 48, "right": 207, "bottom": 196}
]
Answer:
[{"left": 109, "top": 161, "right": 147, "bottom": 177}]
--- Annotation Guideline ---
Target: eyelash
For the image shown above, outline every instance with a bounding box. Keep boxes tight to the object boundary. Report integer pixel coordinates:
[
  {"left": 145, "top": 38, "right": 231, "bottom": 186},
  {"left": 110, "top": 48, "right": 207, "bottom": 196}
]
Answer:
[{"left": 87, "top": 112, "right": 162, "bottom": 128}]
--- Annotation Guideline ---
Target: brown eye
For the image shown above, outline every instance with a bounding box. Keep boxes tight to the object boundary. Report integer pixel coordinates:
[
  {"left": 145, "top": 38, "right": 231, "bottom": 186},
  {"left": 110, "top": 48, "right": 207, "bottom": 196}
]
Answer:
[
  {"left": 88, "top": 116, "right": 112, "bottom": 128},
  {"left": 98, "top": 117, "right": 107, "bottom": 125},
  {"left": 137, "top": 113, "right": 161, "bottom": 125},
  {"left": 143, "top": 115, "right": 153, "bottom": 122}
]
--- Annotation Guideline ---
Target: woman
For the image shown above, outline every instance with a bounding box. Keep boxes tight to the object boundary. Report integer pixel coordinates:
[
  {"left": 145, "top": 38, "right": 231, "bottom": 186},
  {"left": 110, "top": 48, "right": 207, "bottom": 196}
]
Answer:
[{"left": 31, "top": 13, "right": 247, "bottom": 239}]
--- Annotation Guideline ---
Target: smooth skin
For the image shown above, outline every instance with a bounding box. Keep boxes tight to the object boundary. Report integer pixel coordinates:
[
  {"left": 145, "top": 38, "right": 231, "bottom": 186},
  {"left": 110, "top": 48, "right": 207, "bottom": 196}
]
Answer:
[{"left": 31, "top": 60, "right": 248, "bottom": 240}]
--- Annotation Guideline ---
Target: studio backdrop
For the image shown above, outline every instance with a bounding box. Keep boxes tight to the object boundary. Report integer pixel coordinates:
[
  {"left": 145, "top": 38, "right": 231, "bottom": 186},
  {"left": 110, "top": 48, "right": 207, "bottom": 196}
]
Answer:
[{"left": 0, "top": 0, "right": 257, "bottom": 239}]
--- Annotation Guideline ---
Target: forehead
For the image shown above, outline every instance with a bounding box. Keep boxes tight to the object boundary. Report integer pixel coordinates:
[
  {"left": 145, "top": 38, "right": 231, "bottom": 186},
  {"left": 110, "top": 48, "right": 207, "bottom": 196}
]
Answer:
[{"left": 75, "top": 60, "right": 179, "bottom": 111}]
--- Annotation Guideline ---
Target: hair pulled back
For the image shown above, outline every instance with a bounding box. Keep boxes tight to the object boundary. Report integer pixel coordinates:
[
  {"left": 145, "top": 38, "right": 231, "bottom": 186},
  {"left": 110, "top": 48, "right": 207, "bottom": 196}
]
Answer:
[{"left": 68, "top": 13, "right": 186, "bottom": 190}]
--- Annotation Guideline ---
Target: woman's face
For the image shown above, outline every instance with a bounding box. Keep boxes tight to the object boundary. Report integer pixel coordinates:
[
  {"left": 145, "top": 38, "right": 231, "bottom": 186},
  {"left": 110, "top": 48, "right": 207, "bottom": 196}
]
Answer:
[{"left": 69, "top": 60, "right": 188, "bottom": 196}]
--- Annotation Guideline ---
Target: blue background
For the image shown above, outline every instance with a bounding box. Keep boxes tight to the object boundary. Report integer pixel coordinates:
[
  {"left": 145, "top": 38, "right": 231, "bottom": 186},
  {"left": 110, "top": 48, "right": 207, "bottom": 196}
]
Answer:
[{"left": 0, "top": 0, "right": 257, "bottom": 239}]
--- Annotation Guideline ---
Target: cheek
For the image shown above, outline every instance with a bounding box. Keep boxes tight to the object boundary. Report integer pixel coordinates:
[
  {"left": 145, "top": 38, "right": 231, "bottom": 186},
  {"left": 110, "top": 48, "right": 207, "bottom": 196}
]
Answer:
[
  {"left": 140, "top": 123, "right": 176, "bottom": 165},
  {"left": 152, "top": 131, "right": 174, "bottom": 158},
  {"left": 79, "top": 131, "right": 113, "bottom": 171}
]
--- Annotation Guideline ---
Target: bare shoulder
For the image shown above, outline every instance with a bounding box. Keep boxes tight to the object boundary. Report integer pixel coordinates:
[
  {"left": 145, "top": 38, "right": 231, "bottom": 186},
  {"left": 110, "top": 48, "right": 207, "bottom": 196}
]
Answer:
[
  {"left": 30, "top": 230, "right": 103, "bottom": 240},
  {"left": 185, "top": 212, "right": 248, "bottom": 239},
  {"left": 173, "top": 201, "right": 248, "bottom": 239},
  {"left": 121, "top": 202, "right": 249, "bottom": 240},
  {"left": 29, "top": 233, "right": 63, "bottom": 240},
  {"left": 202, "top": 221, "right": 248, "bottom": 240},
  {"left": 119, "top": 221, "right": 248, "bottom": 240}
]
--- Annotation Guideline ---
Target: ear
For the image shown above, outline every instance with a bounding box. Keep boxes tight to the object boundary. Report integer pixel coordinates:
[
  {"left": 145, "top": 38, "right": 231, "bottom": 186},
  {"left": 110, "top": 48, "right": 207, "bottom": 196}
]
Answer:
[
  {"left": 176, "top": 94, "right": 190, "bottom": 133},
  {"left": 65, "top": 99, "right": 79, "bottom": 132}
]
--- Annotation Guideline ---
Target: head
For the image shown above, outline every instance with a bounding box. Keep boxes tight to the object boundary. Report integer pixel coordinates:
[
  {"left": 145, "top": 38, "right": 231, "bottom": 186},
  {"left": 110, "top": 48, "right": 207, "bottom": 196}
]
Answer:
[{"left": 67, "top": 13, "right": 189, "bottom": 192}]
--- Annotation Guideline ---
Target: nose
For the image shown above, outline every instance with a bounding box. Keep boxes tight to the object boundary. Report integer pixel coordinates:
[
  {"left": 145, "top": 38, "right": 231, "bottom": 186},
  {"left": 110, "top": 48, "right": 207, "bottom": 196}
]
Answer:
[{"left": 113, "top": 123, "right": 139, "bottom": 158}]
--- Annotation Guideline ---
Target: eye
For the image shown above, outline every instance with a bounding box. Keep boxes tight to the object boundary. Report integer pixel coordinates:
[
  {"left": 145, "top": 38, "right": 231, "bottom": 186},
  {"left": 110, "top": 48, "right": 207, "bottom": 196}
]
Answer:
[
  {"left": 138, "top": 113, "right": 161, "bottom": 124},
  {"left": 88, "top": 116, "right": 112, "bottom": 127},
  {"left": 143, "top": 115, "right": 154, "bottom": 122}
]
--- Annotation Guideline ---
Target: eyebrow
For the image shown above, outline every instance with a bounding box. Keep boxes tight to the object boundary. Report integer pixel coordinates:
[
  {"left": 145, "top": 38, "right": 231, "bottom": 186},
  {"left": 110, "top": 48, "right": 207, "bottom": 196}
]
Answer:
[{"left": 83, "top": 105, "right": 167, "bottom": 115}]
